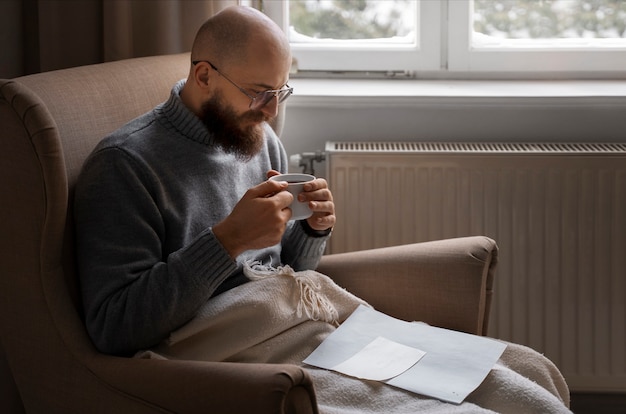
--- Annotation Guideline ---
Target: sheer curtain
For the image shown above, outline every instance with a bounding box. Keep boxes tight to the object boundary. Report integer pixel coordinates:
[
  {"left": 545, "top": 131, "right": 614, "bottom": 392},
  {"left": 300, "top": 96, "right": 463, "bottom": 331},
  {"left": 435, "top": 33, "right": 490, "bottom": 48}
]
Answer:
[{"left": 0, "top": 0, "right": 237, "bottom": 78}]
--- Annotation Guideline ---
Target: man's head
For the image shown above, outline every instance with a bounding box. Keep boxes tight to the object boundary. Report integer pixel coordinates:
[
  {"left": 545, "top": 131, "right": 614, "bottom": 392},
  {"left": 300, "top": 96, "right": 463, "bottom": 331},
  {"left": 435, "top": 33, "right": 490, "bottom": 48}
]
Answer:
[{"left": 182, "top": 6, "right": 292, "bottom": 160}]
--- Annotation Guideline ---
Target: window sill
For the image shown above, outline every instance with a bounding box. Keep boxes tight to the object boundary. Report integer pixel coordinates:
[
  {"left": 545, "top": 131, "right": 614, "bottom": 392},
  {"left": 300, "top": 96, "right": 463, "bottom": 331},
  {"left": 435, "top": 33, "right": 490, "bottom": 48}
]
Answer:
[{"left": 287, "top": 78, "right": 626, "bottom": 107}]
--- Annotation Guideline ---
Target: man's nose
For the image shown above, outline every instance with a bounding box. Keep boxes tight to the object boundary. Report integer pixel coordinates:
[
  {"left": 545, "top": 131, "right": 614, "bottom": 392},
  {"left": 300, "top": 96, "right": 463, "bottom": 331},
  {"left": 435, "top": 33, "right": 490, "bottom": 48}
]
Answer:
[{"left": 260, "top": 95, "right": 279, "bottom": 118}]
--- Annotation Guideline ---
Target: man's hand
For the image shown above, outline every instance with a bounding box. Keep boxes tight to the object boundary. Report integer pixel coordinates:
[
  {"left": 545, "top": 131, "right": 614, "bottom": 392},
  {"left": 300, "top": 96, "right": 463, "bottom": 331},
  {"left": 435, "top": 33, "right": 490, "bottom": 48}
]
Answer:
[
  {"left": 267, "top": 170, "right": 336, "bottom": 232},
  {"left": 213, "top": 179, "right": 293, "bottom": 259}
]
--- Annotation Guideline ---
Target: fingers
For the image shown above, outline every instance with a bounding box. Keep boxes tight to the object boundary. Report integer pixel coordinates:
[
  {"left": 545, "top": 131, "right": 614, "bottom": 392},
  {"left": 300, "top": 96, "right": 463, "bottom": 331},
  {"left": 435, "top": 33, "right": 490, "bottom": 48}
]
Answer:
[
  {"left": 305, "top": 198, "right": 334, "bottom": 224},
  {"left": 213, "top": 182, "right": 294, "bottom": 259},
  {"left": 308, "top": 212, "right": 336, "bottom": 231},
  {"left": 302, "top": 177, "right": 329, "bottom": 194},
  {"left": 298, "top": 178, "right": 335, "bottom": 231},
  {"left": 258, "top": 175, "right": 336, "bottom": 231},
  {"left": 248, "top": 177, "right": 290, "bottom": 199},
  {"left": 266, "top": 169, "right": 281, "bottom": 179},
  {"left": 298, "top": 178, "right": 333, "bottom": 204}
]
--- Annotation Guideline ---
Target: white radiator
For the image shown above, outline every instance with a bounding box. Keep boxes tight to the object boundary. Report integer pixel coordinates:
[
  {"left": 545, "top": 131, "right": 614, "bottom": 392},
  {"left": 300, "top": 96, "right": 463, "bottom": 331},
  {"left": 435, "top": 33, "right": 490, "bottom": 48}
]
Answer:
[{"left": 325, "top": 141, "right": 626, "bottom": 392}]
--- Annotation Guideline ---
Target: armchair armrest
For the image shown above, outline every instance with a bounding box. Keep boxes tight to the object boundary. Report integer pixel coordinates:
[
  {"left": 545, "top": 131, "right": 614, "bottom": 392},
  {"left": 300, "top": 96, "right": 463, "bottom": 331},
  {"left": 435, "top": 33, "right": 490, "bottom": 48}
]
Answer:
[
  {"left": 316, "top": 236, "right": 498, "bottom": 336},
  {"left": 91, "top": 356, "right": 317, "bottom": 414}
]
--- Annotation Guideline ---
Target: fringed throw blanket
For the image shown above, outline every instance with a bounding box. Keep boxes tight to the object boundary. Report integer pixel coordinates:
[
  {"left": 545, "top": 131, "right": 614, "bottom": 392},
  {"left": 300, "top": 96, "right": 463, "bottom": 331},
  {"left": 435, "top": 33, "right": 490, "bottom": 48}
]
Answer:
[{"left": 139, "top": 264, "right": 572, "bottom": 413}]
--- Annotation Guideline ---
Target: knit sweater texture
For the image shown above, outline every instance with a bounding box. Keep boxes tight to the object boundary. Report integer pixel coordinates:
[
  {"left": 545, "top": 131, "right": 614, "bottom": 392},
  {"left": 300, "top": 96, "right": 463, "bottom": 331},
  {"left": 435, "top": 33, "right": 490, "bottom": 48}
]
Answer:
[{"left": 74, "top": 80, "right": 329, "bottom": 355}]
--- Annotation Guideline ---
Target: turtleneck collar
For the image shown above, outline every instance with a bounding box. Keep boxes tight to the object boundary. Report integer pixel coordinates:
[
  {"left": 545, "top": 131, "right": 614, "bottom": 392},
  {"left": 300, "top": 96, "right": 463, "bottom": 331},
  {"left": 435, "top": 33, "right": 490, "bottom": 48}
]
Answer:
[{"left": 156, "top": 79, "right": 215, "bottom": 146}]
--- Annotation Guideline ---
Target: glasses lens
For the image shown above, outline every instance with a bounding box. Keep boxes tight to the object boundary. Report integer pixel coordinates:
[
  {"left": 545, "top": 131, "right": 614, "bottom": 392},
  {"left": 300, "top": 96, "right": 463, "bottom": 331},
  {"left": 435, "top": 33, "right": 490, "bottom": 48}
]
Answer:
[
  {"left": 277, "top": 87, "right": 293, "bottom": 103},
  {"left": 250, "top": 88, "right": 293, "bottom": 110}
]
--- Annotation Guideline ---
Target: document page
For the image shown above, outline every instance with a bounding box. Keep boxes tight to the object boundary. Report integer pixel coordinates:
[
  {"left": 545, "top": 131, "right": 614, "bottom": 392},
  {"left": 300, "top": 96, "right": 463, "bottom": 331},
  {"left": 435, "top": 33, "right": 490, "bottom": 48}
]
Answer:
[
  {"left": 331, "top": 336, "right": 426, "bottom": 381},
  {"left": 304, "top": 305, "right": 507, "bottom": 404}
]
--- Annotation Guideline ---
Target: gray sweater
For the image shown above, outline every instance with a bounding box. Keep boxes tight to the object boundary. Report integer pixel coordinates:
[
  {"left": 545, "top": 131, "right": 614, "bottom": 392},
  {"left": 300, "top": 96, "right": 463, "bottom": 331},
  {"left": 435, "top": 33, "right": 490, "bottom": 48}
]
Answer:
[{"left": 74, "top": 81, "right": 329, "bottom": 355}]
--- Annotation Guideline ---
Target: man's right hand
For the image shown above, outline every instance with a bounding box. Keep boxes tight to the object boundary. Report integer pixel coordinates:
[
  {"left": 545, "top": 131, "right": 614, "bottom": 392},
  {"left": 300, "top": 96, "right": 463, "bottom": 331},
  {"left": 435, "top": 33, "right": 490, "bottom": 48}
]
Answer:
[{"left": 212, "top": 179, "right": 294, "bottom": 259}]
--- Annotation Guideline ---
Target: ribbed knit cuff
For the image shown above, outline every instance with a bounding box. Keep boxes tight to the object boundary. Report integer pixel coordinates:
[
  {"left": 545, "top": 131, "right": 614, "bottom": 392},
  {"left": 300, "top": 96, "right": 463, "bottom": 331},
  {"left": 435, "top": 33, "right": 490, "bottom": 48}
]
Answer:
[
  {"left": 299, "top": 219, "right": 333, "bottom": 238},
  {"left": 181, "top": 228, "right": 237, "bottom": 292},
  {"left": 290, "top": 221, "right": 331, "bottom": 259}
]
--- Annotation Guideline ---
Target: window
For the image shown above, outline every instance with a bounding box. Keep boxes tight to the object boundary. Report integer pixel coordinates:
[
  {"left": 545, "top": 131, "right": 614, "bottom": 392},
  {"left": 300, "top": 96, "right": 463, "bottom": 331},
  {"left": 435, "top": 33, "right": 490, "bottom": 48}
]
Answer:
[
  {"left": 449, "top": 0, "right": 626, "bottom": 74},
  {"left": 262, "top": 0, "right": 626, "bottom": 77},
  {"left": 263, "top": 0, "right": 439, "bottom": 73}
]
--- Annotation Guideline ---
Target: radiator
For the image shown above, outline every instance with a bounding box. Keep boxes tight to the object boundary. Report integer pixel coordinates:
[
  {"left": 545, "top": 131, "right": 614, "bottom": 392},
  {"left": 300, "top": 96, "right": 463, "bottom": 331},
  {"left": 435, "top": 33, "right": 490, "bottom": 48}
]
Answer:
[{"left": 325, "top": 141, "right": 626, "bottom": 392}]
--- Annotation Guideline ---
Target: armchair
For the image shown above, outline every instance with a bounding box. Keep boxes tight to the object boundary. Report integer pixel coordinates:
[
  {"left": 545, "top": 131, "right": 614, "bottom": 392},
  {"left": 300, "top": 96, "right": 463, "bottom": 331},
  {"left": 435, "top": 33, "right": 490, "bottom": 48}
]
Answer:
[{"left": 0, "top": 53, "right": 497, "bottom": 413}]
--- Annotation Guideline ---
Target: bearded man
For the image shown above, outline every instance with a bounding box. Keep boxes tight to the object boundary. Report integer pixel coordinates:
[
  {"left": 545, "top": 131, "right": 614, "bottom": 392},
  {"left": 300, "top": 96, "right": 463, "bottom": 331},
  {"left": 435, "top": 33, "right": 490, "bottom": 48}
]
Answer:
[
  {"left": 74, "top": 6, "right": 335, "bottom": 356},
  {"left": 73, "top": 7, "right": 574, "bottom": 414}
]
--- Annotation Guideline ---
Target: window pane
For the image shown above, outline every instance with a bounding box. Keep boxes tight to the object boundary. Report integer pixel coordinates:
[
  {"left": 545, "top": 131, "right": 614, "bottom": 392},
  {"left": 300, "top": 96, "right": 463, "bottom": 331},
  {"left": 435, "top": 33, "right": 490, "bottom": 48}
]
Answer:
[
  {"left": 473, "top": 0, "right": 626, "bottom": 45},
  {"left": 288, "top": 0, "right": 417, "bottom": 44}
]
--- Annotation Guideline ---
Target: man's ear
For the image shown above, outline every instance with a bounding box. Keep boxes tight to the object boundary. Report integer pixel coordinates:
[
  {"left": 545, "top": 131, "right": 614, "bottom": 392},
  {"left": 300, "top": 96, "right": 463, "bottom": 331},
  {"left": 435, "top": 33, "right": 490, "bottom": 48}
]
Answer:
[
  {"left": 193, "top": 62, "right": 211, "bottom": 88},
  {"left": 198, "top": 70, "right": 210, "bottom": 87}
]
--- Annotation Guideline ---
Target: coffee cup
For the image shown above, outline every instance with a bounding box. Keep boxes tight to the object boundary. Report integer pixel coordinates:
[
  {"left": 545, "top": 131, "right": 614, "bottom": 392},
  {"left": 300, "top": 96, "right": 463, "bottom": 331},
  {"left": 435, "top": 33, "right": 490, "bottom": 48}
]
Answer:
[{"left": 269, "top": 173, "right": 316, "bottom": 220}]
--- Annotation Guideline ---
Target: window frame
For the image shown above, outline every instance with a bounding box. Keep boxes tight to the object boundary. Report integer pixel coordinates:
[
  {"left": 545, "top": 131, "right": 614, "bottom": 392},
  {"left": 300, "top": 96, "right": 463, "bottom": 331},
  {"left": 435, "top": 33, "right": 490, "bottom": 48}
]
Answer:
[
  {"left": 264, "top": 0, "right": 626, "bottom": 78},
  {"left": 263, "top": 0, "right": 441, "bottom": 73}
]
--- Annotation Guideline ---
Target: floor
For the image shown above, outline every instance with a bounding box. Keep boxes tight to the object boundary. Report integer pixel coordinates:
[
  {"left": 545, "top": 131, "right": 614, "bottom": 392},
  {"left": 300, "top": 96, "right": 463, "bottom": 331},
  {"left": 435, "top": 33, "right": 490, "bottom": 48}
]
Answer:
[{"left": 569, "top": 393, "right": 626, "bottom": 414}]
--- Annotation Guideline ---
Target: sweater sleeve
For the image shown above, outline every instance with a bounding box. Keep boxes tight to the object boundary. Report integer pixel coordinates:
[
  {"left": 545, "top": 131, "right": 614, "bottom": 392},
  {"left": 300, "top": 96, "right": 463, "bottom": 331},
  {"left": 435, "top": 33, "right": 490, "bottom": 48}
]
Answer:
[
  {"left": 280, "top": 220, "right": 330, "bottom": 271},
  {"left": 74, "top": 147, "right": 237, "bottom": 355}
]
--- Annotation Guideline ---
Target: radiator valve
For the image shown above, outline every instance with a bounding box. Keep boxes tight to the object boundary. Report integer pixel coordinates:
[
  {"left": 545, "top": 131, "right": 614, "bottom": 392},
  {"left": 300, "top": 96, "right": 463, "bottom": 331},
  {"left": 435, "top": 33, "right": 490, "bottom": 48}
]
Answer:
[{"left": 289, "top": 151, "right": 326, "bottom": 175}]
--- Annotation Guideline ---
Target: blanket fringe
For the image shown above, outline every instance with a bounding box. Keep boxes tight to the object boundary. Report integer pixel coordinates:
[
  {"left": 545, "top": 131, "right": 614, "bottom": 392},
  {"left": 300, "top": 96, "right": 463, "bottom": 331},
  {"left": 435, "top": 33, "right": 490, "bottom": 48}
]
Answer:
[{"left": 244, "top": 261, "right": 339, "bottom": 325}]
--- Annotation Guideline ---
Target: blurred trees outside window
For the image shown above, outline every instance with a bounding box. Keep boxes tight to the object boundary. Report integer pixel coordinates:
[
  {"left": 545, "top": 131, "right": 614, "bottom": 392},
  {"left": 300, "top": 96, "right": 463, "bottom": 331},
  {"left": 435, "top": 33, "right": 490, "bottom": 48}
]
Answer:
[{"left": 289, "top": 0, "right": 626, "bottom": 41}]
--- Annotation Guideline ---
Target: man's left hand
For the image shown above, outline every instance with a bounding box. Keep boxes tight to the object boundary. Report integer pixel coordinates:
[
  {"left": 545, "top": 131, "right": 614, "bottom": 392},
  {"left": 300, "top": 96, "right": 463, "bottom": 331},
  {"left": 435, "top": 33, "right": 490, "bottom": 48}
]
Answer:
[
  {"left": 266, "top": 170, "right": 335, "bottom": 231},
  {"left": 300, "top": 177, "right": 335, "bottom": 231}
]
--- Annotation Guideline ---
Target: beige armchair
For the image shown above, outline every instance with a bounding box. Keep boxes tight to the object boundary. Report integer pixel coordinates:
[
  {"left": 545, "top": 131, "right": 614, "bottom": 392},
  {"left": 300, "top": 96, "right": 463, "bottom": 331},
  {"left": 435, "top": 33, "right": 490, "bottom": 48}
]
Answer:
[{"left": 0, "top": 53, "right": 497, "bottom": 414}]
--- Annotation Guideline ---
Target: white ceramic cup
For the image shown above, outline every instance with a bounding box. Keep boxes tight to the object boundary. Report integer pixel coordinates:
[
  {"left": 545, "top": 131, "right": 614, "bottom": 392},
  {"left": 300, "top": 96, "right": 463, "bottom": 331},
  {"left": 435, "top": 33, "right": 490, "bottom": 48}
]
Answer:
[{"left": 269, "top": 173, "right": 316, "bottom": 220}]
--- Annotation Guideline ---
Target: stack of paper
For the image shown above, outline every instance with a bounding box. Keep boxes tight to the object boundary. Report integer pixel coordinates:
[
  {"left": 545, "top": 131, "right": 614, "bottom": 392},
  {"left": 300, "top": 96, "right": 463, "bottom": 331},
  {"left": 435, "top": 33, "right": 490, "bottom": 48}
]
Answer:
[{"left": 304, "top": 305, "right": 507, "bottom": 404}]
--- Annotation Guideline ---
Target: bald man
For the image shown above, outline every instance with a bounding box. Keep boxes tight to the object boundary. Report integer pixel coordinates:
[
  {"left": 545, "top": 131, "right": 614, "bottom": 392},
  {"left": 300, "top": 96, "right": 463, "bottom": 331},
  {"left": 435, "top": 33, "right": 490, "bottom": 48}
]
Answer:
[
  {"left": 73, "top": 8, "right": 574, "bottom": 413},
  {"left": 74, "top": 6, "right": 335, "bottom": 356}
]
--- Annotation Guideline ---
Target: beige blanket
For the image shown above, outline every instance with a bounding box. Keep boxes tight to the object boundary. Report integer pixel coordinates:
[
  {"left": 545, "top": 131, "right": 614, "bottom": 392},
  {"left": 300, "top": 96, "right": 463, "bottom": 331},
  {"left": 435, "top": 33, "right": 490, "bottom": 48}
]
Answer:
[{"left": 140, "top": 264, "right": 572, "bottom": 413}]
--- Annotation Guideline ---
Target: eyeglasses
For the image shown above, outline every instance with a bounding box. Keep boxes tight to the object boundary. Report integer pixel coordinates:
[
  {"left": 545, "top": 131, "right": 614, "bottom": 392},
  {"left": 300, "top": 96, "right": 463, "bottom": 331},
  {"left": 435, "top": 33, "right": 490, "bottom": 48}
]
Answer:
[{"left": 192, "top": 60, "right": 293, "bottom": 111}]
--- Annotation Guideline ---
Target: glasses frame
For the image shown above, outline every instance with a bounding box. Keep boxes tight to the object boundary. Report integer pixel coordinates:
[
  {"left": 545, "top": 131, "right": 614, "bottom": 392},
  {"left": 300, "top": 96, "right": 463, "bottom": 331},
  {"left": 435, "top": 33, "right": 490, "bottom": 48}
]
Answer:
[{"left": 192, "top": 60, "right": 293, "bottom": 110}]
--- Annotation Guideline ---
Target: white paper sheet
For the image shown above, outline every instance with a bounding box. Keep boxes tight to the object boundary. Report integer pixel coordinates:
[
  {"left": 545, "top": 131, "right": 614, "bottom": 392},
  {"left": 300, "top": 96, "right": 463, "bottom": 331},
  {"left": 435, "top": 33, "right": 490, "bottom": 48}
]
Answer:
[
  {"left": 303, "top": 305, "right": 507, "bottom": 404},
  {"left": 331, "top": 336, "right": 426, "bottom": 381}
]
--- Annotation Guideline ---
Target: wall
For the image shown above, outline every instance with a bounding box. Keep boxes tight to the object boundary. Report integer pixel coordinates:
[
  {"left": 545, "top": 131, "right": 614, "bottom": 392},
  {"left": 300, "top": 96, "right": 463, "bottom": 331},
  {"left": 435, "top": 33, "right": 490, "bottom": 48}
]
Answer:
[{"left": 280, "top": 78, "right": 626, "bottom": 176}]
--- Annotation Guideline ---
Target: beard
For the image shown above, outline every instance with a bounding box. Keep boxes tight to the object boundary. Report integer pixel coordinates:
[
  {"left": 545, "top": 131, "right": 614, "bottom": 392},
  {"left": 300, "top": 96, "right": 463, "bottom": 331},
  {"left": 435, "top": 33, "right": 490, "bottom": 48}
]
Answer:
[{"left": 200, "top": 92, "right": 270, "bottom": 161}]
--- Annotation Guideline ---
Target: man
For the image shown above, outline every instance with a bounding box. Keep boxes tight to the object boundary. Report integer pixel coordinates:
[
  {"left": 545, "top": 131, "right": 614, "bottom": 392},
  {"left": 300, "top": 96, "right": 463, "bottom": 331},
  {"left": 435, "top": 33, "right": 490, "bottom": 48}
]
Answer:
[
  {"left": 74, "top": 6, "right": 334, "bottom": 356},
  {"left": 75, "top": 6, "right": 571, "bottom": 413}
]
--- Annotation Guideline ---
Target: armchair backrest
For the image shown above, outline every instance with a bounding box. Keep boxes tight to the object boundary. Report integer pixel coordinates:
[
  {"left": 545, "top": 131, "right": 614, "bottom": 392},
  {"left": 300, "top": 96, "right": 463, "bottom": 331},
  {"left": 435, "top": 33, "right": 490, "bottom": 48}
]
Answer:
[{"left": 0, "top": 53, "right": 191, "bottom": 413}]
